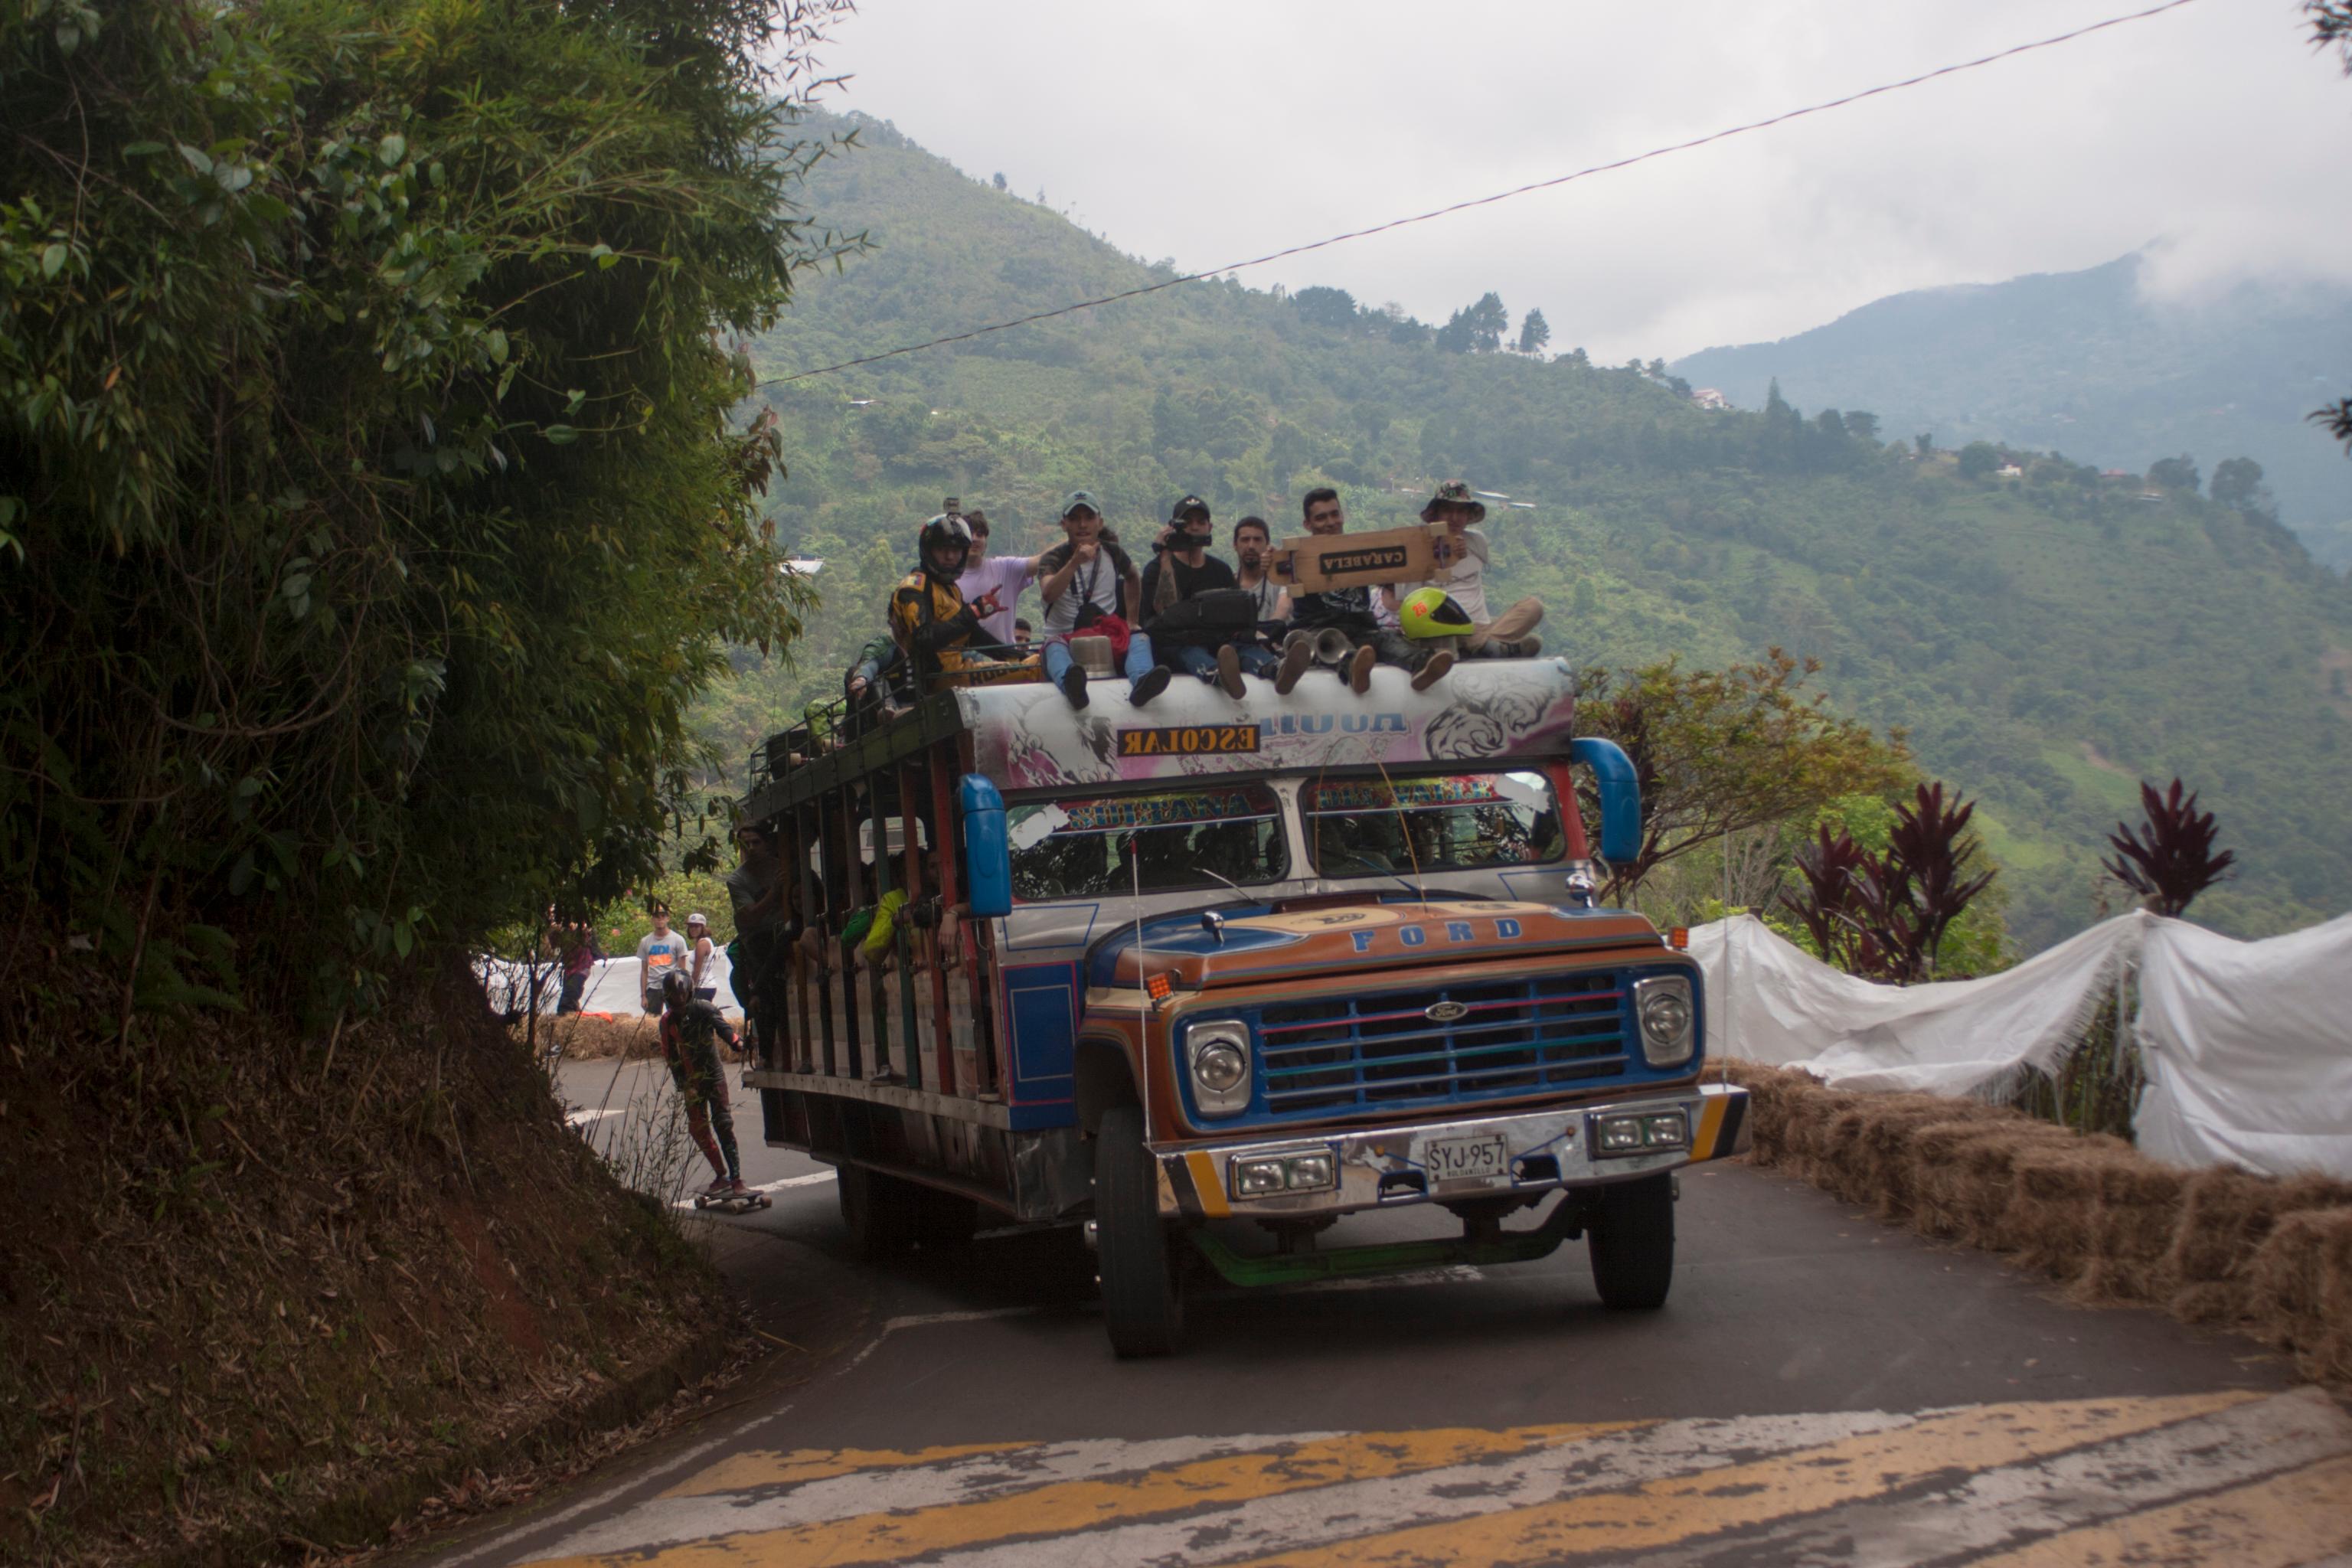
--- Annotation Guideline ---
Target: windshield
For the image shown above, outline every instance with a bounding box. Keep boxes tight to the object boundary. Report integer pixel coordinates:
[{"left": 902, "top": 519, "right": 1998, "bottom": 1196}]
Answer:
[
  {"left": 1006, "top": 784, "right": 1288, "bottom": 900},
  {"left": 1302, "top": 771, "right": 1566, "bottom": 878}
]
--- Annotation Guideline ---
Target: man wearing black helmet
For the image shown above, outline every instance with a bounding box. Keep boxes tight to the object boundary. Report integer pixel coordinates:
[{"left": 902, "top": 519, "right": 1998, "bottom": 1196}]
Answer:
[
  {"left": 888, "top": 513, "right": 1037, "bottom": 696},
  {"left": 658, "top": 969, "right": 749, "bottom": 1204}
]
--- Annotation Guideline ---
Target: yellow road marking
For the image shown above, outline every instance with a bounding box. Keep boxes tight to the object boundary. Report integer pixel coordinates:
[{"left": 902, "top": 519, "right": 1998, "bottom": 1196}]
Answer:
[
  {"left": 1691, "top": 1093, "right": 1726, "bottom": 1159},
  {"left": 1960, "top": 1452, "right": 2352, "bottom": 1568},
  {"left": 1185, "top": 1152, "right": 1231, "bottom": 1217},
  {"left": 660, "top": 1442, "right": 1043, "bottom": 1500},
  {"left": 538, "top": 1422, "right": 1646, "bottom": 1567},
  {"left": 1220, "top": 1392, "right": 2261, "bottom": 1568}
]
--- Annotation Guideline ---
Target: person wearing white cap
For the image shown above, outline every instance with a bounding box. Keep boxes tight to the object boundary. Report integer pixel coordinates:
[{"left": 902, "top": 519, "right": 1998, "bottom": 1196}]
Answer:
[{"left": 685, "top": 912, "right": 718, "bottom": 1002}]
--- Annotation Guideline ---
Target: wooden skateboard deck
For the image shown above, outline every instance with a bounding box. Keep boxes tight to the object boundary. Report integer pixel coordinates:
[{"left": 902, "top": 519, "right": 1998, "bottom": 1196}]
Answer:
[{"left": 1268, "top": 523, "right": 1450, "bottom": 593}]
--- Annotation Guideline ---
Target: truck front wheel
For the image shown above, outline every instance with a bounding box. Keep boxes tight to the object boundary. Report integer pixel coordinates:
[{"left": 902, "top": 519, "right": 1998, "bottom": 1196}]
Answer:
[
  {"left": 1094, "top": 1106, "right": 1186, "bottom": 1357},
  {"left": 1586, "top": 1173, "right": 1674, "bottom": 1309}
]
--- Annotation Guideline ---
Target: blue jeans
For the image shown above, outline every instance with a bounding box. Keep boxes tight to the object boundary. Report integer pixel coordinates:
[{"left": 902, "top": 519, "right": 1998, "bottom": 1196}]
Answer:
[
  {"left": 1044, "top": 632, "right": 1158, "bottom": 695},
  {"left": 1168, "top": 642, "right": 1277, "bottom": 681}
]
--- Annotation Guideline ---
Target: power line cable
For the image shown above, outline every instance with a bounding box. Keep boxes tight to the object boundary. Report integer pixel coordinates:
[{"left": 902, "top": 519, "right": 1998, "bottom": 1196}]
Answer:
[{"left": 761, "top": 0, "right": 2199, "bottom": 387}]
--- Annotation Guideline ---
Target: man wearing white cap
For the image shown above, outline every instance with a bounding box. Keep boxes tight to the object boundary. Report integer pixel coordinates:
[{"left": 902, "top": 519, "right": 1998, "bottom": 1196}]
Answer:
[{"left": 685, "top": 912, "right": 718, "bottom": 1002}]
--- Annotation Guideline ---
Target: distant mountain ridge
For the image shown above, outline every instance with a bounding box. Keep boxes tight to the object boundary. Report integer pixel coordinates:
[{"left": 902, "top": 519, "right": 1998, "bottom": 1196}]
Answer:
[{"left": 1671, "top": 253, "right": 2352, "bottom": 567}]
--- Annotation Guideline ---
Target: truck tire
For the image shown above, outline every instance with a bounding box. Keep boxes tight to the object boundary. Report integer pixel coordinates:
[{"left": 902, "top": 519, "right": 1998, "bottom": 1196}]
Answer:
[
  {"left": 1586, "top": 1173, "right": 1674, "bottom": 1309},
  {"left": 838, "top": 1162, "right": 920, "bottom": 1261},
  {"left": 1094, "top": 1106, "right": 1185, "bottom": 1357}
]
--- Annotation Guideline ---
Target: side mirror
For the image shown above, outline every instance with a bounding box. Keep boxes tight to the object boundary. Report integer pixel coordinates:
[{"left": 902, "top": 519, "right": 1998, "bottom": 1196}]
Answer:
[
  {"left": 1570, "top": 737, "right": 1642, "bottom": 867},
  {"left": 959, "top": 774, "right": 1013, "bottom": 918}
]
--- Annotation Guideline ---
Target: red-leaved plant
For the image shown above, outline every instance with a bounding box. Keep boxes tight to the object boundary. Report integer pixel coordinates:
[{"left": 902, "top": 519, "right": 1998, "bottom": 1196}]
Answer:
[
  {"left": 2102, "top": 778, "right": 2236, "bottom": 917},
  {"left": 1778, "top": 782, "right": 1994, "bottom": 982}
]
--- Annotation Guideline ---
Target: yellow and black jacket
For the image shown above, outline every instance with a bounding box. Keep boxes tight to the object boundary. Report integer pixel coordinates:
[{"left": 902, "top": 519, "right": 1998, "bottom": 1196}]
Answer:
[{"left": 888, "top": 570, "right": 1037, "bottom": 690}]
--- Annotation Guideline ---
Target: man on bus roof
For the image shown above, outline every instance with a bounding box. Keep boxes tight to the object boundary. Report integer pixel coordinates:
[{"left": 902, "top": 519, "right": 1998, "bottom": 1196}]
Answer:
[
  {"left": 1140, "top": 495, "right": 1282, "bottom": 698},
  {"left": 887, "top": 514, "right": 1038, "bottom": 697},
  {"left": 1289, "top": 486, "right": 1453, "bottom": 696},
  {"left": 1036, "top": 492, "right": 1171, "bottom": 710}
]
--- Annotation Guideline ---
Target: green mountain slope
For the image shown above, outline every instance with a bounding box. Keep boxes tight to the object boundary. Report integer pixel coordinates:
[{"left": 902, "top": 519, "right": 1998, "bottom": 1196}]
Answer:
[
  {"left": 1669, "top": 253, "right": 2352, "bottom": 568},
  {"left": 719, "top": 113, "right": 2352, "bottom": 947}
]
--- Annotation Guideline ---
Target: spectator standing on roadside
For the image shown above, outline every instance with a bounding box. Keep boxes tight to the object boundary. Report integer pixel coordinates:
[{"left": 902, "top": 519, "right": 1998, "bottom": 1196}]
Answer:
[
  {"left": 956, "top": 509, "right": 1042, "bottom": 649},
  {"left": 1141, "top": 495, "right": 1279, "bottom": 697},
  {"left": 1036, "top": 492, "right": 1171, "bottom": 710},
  {"left": 555, "top": 920, "right": 603, "bottom": 1015},
  {"left": 685, "top": 912, "right": 718, "bottom": 1001},
  {"left": 636, "top": 905, "right": 690, "bottom": 1015},
  {"left": 1288, "top": 487, "right": 1452, "bottom": 696}
]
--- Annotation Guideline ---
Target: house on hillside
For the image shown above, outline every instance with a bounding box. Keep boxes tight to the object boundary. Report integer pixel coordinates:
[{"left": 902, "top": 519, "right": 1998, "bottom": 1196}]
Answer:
[
  {"left": 2101, "top": 469, "right": 2129, "bottom": 480},
  {"left": 1691, "top": 387, "right": 1730, "bottom": 411},
  {"left": 1996, "top": 463, "right": 2024, "bottom": 479}
]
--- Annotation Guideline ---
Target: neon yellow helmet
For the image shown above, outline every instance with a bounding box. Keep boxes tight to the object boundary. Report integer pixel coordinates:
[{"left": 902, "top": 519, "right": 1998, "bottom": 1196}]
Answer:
[{"left": 1400, "top": 586, "right": 1474, "bottom": 640}]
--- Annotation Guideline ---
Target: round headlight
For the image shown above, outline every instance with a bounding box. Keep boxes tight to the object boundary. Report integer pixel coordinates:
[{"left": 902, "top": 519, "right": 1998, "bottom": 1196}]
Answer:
[
  {"left": 1194, "top": 1040, "right": 1247, "bottom": 1093},
  {"left": 1640, "top": 988, "right": 1692, "bottom": 1044}
]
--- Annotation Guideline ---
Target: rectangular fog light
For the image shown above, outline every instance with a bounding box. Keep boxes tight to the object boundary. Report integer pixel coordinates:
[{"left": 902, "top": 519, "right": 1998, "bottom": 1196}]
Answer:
[
  {"left": 1644, "top": 1112, "right": 1690, "bottom": 1149},
  {"left": 1285, "top": 1153, "right": 1336, "bottom": 1192},
  {"left": 1596, "top": 1114, "right": 1645, "bottom": 1155},
  {"left": 1234, "top": 1157, "right": 1287, "bottom": 1196}
]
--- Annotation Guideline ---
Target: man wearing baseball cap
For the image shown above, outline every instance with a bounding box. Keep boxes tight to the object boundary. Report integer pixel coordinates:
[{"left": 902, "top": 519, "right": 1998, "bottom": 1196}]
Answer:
[{"left": 1036, "top": 491, "right": 1171, "bottom": 710}]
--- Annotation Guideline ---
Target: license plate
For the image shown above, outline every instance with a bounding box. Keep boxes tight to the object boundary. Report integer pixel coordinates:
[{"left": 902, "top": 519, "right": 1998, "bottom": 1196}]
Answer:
[{"left": 1425, "top": 1134, "right": 1509, "bottom": 1187}]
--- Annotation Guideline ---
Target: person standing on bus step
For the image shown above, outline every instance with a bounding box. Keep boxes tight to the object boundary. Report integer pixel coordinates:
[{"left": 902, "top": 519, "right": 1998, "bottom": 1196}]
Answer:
[
  {"left": 1036, "top": 491, "right": 1171, "bottom": 710},
  {"left": 658, "top": 970, "right": 750, "bottom": 1202},
  {"left": 1289, "top": 487, "right": 1453, "bottom": 696},
  {"left": 956, "top": 508, "right": 1041, "bottom": 651},
  {"left": 636, "top": 904, "right": 690, "bottom": 1016},
  {"left": 684, "top": 912, "right": 718, "bottom": 1003},
  {"left": 1141, "top": 495, "right": 1279, "bottom": 698},
  {"left": 1419, "top": 481, "right": 1544, "bottom": 657},
  {"left": 888, "top": 514, "right": 1035, "bottom": 697}
]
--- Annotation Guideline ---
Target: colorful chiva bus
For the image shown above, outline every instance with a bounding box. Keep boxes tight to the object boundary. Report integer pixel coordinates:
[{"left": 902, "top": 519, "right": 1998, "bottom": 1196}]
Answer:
[{"left": 741, "top": 659, "right": 1749, "bottom": 1355}]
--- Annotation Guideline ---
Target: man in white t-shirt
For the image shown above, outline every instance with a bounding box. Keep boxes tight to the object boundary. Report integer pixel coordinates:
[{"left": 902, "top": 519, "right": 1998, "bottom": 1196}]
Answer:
[
  {"left": 636, "top": 906, "right": 691, "bottom": 1015},
  {"left": 1419, "top": 481, "right": 1543, "bottom": 657},
  {"left": 955, "top": 508, "right": 1041, "bottom": 648}
]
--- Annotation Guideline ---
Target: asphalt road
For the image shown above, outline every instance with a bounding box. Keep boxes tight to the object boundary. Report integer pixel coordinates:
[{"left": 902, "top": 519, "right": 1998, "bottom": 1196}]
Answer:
[{"left": 410, "top": 1059, "right": 2352, "bottom": 1568}]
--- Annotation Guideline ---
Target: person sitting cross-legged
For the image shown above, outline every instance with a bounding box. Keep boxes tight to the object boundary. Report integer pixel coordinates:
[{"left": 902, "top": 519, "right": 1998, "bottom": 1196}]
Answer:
[
  {"left": 1139, "top": 495, "right": 1281, "bottom": 698},
  {"left": 1419, "top": 479, "right": 1543, "bottom": 658},
  {"left": 1035, "top": 491, "right": 1171, "bottom": 710}
]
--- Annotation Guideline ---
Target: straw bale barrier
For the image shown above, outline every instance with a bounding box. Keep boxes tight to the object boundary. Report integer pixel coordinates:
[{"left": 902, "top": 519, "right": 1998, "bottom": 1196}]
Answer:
[{"left": 1723, "top": 1060, "right": 2352, "bottom": 1383}]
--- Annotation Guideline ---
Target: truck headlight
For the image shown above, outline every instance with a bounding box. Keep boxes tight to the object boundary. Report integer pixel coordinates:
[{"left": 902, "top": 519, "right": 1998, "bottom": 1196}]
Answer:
[
  {"left": 1186, "top": 1019, "right": 1252, "bottom": 1116},
  {"left": 1632, "top": 975, "right": 1695, "bottom": 1068}
]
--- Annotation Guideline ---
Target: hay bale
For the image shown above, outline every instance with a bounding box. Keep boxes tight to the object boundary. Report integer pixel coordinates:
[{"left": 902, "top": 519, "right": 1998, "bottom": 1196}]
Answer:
[
  {"left": 2248, "top": 1207, "right": 2352, "bottom": 1383},
  {"left": 2075, "top": 1159, "right": 2189, "bottom": 1305},
  {"left": 511, "top": 1013, "right": 663, "bottom": 1061},
  {"left": 1916, "top": 1119, "right": 2082, "bottom": 1251},
  {"left": 1854, "top": 1096, "right": 1999, "bottom": 1224},
  {"left": 2166, "top": 1171, "right": 2352, "bottom": 1325}
]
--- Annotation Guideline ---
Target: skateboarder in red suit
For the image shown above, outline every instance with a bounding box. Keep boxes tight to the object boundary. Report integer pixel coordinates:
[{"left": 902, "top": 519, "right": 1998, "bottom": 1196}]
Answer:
[{"left": 658, "top": 971, "right": 751, "bottom": 1204}]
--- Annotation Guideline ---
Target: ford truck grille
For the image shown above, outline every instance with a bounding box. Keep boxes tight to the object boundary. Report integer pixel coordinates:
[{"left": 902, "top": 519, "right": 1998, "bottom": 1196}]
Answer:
[{"left": 1245, "top": 974, "right": 1628, "bottom": 1122}]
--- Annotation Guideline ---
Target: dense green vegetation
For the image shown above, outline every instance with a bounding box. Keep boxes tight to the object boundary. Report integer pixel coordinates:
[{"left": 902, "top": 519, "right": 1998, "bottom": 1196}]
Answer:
[
  {"left": 717, "top": 112, "right": 2350, "bottom": 949},
  {"left": 1670, "top": 253, "right": 2352, "bottom": 570},
  {"left": 2, "top": 0, "right": 845, "bottom": 1011}
]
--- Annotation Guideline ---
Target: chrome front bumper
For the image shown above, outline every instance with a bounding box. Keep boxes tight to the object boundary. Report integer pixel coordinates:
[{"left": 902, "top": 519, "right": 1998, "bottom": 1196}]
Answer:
[{"left": 1152, "top": 1083, "right": 1749, "bottom": 1220}]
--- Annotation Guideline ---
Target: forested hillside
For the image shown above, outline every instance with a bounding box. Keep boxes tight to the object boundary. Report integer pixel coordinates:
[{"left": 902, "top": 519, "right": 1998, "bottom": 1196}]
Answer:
[
  {"left": 1671, "top": 253, "right": 2352, "bottom": 569},
  {"left": 721, "top": 112, "right": 2352, "bottom": 947}
]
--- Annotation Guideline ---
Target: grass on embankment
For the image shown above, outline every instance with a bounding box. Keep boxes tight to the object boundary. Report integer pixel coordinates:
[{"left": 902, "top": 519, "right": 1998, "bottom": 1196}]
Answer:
[{"left": 0, "top": 955, "right": 730, "bottom": 1567}]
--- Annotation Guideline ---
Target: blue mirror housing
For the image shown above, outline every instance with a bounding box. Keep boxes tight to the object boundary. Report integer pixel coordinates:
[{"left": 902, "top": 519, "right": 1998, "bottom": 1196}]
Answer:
[
  {"left": 959, "top": 773, "right": 1012, "bottom": 917},
  {"left": 1570, "top": 737, "right": 1642, "bottom": 867}
]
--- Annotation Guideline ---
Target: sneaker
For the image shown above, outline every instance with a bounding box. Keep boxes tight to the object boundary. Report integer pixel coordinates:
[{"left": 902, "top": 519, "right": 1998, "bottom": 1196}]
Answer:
[
  {"left": 728, "top": 1178, "right": 752, "bottom": 1198},
  {"left": 1059, "top": 662, "right": 1089, "bottom": 710},
  {"left": 1215, "top": 644, "right": 1245, "bottom": 699},
  {"left": 1410, "top": 648, "right": 1455, "bottom": 692},
  {"left": 1129, "top": 666, "right": 1171, "bottom": 707},
  {"left": 704, "top": 1176, "right": 733, "bottom": 1199},
  {"left": 1348, "top": 645, "right": 1377, "bottom": 696},
  {"left": 1504, "top": 635, "right": 1541, "bottom": 658},
  {"left": 1275, "top": 637, "right": 1313, "bottom": 695}
]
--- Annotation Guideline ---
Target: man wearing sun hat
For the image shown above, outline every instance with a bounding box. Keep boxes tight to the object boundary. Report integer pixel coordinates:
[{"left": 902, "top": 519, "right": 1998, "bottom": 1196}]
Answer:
[
  {"left": 1417, "top": 479, "right": 1544, "bottom": 658},
  {"left": 684, "top": 911, "right": 719, "bottom": 1003}
]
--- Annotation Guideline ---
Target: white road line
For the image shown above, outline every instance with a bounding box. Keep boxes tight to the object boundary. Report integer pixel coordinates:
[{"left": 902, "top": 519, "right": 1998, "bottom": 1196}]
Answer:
[
  {"left": 564, "top": 1108, "right": 624, "bottom": 1125},
  {"left": 1611, "top": 1387, "right": 2352, "bottom": 1568}
]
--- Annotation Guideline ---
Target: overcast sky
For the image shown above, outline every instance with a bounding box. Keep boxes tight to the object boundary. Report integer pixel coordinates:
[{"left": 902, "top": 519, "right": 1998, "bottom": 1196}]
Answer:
[{"left": 799, "top": 0, "right": 2352, "bottom": 365}]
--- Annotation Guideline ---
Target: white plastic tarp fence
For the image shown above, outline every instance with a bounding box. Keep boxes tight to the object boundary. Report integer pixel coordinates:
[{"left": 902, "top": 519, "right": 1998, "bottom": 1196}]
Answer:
[
  {"left": 1685, "top": 910, "right": 2352, "bottom": 1181},
  {"left": 478, "top": 952, "right": 737, "bottom": 1017}
]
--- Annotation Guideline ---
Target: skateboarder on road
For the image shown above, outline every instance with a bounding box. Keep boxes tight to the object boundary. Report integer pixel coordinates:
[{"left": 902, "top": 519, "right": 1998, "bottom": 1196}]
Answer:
[{"left": 658, "top": 970, "right": 750, "bottom": 1203}]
